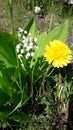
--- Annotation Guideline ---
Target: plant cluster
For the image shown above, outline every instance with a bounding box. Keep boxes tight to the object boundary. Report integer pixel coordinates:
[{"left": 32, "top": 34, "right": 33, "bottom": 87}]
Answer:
[{"left": 0, "top": 0, "right": 73, "bottom": 129}]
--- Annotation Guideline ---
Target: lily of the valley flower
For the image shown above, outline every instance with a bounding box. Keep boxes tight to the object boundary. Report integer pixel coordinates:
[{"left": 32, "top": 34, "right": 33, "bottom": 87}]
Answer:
[{"left": 34, "top": 6, "right": 41, "bottom": 14}]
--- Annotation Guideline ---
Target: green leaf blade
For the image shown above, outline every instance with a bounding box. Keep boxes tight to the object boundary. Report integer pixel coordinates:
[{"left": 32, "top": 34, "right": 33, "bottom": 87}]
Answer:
[
  {"left": 0, "top": 31, "right": 17, "bottom": 68},
  {"left": 30, "top": 20, "right": 69, "bottom": 67}
]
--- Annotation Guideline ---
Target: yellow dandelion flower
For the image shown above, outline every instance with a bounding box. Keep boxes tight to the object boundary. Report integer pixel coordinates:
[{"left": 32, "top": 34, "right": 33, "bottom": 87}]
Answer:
[{"left": 44, "top": 40, "right": 72, "bottom": 68}]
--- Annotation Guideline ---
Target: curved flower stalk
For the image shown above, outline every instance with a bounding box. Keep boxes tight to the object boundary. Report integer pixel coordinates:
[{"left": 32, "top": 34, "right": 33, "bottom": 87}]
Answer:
[{"left": 44, "top": 40, "right": 72, "bottom": 68}]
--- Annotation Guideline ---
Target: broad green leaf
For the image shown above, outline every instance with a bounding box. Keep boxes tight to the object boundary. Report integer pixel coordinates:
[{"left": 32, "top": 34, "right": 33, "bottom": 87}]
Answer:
[
  {"left": 0, "top": 31, "right": 17, "bottom": 68},
  {"left": 47, "top": 20, "right": 68, "bottom": 42},
  {"left": 0, "top": 67, "right": 12, "bottom": 96},
  {"left": 24, "top": 17, "right": 39, "bottom": 37},
  {"left": 30, "top": 20, "right": 68, "bottom": 67},
  {"left": 36, "top": 20, "right": 68, "bottom": 57},
  {"left": 0, "top": 106, "right": 12, "bottom": 119},
  {"left": 0, "top": 111, "right": 8, "bottom": 119},
  {"left": 10, "top": 91, "right": 21, "bottom": 105},
  {"left": 32, "top": 32, "right": 47, "bottom": 60},
  {"left": 0, "top": 64, "right": 21, "bottom": 103},
  {"left": 0, "top": 89, "right": 10, "bottom": 106},
  {"left": 0, "top": 66, "right": 14, "bottom": 96}
]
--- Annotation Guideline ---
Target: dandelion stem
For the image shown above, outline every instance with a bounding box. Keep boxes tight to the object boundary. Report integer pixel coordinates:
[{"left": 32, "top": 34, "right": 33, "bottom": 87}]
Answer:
[
  {"left": 58, "top": 69, "right": 63, "bottom": 100},
  {"left": 41, "top": 66, "right": 55, "bottom": 96}
]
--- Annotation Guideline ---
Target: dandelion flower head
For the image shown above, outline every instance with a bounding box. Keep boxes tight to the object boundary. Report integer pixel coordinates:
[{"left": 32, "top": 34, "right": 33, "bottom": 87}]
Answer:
[{"left": 44, "top": 40, "right": 72, "bottom": 68}]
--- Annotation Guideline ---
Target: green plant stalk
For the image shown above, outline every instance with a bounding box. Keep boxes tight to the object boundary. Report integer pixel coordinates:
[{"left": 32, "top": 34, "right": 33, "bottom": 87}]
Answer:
[
  {"left": 6, "top": 1, "right": 25, "bottom": 112},
  {"left": 7, "top": 0, "right": 16, "bottom": 43},
  {"left": 30, "top": 69, "right": 34, "bottom": 103},
  {"left": 49, "top": 13, "right": 53, "bottom": 32},
  {"left": 58, "top": 68, "right": 63, "bottom": 100},
  {"left": 7, "top": 0, "right": 22, "bottom": 91},
  {"left": 32, "top": 0, "right": 35, "bottom": 15},
  {"left": 30, "top": 60, "right": 38, "bottom": 103},
  {"left": 56, "top": 68, "right": 64, "bottom": 113},
  {"left": 21, "top": 95, "right": 31, "bottom": 107},
  {"left": 30, "top": 59, "right": 38, "bottom": 101},
  {"left": 8, "top": 94, "right": 31, "bottom": 116},
  {"left": 41, "top": 66, "right": 55, "bottom": 96}
]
